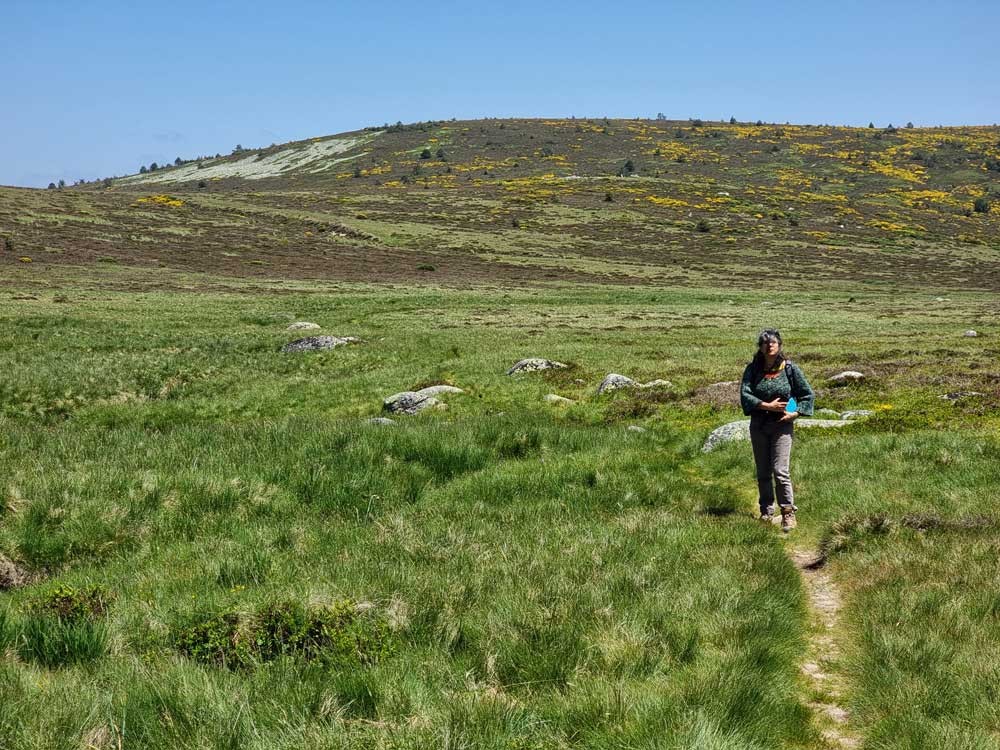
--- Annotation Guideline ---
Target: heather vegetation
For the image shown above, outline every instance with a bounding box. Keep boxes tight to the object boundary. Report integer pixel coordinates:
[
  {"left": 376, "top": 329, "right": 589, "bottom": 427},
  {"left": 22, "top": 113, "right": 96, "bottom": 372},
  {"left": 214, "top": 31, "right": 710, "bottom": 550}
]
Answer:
[
  {"left": 2, "top": 118, "right": 998, "bottom": 287},
  {"left": 1, "top": 118, "right": 1000, "bottom": 749}
]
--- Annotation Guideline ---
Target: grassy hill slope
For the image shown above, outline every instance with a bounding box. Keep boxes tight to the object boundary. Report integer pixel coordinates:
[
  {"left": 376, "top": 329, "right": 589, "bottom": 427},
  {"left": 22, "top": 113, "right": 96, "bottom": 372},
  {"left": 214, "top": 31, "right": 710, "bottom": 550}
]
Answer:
[{"left": 2, "top": 118, "right": 999, "bottom": 288}]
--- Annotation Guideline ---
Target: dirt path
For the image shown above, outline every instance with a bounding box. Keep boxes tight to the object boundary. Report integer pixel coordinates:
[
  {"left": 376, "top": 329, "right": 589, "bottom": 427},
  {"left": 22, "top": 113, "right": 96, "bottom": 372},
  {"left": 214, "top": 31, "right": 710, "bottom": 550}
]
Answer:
[{"left": 790, "top": 547, "right": 861, "bottom": 750}]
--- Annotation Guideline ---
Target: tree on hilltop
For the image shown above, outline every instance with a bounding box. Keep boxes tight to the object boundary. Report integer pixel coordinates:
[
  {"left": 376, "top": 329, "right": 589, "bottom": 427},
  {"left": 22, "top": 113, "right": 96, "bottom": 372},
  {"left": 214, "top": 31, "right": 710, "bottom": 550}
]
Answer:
[
  {"left": 868, "top": 122, "right": 875, "bottom": 128},
  {"left": 47, "top": 182, "right": 56, "bottom": 189},
  {"left": 139, "top": 166, "right": 148, "bottom": 174},
  {"left": 57, "top": 179, "right": 65, "bottom": 189},
  {"left": 175, "top": 157, "right": 183, "bottom": 166}
]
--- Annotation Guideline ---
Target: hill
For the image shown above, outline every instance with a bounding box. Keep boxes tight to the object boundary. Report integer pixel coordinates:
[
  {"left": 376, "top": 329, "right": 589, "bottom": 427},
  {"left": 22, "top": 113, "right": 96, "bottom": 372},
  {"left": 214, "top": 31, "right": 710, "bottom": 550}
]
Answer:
[{"left": 1, "top": 118, "right": 999, "bottom": 289}]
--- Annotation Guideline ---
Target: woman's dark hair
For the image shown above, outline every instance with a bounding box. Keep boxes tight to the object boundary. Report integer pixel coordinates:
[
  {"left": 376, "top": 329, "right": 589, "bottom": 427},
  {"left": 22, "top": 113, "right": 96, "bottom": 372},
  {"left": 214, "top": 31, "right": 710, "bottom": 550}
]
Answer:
[{"left": 751, "top": 328, "right": 785, "bottom": 378}]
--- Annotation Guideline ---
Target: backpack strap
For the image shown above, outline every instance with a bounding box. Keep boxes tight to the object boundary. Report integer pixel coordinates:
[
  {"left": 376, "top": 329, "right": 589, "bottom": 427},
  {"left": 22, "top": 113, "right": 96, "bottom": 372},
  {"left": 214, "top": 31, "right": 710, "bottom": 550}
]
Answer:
[{"left": 785, "top": 360, "right": 800, "bottom": 395}]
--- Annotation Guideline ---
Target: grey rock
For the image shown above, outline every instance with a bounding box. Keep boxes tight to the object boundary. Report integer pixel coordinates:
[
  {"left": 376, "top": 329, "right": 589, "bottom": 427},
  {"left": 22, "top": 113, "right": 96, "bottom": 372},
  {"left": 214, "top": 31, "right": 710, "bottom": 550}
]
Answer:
[
  {"left": 598, "top": 373, "right": 673, "bottom": 395},
  {"left": 413, "top": 385, "right": 464, "bottom": 398},
  {"left": 281, "top": 335, "right": 362, "bottom": 353},
  {"left": 365, "top": 417, "right": 397, "bottom": 426},
  {"left": 506, "top": 358, "right": 568, "bottom": 376},
  {"left": 940, "top": 391, "right": 985, "bottom": 401},
  {"left": 702, "top": 418, "right": 855, "bottom": 452},
  {"left": 641, "top": 379, "right": 672, "bottom": 389},
  {"left": 840, "top": 409, "right": 874, "bottom": 419},
  {"left": 626, "top": 425, "right": 647, "bottom": 433},
  {"left": 287, "top": 321, "right": 321, "bottom": 331},
  {"left": 0, "top": 555, "right": 28, "bottom": 590},
  {"left": 963, "top": 330, "right": 978, "bottom": 338},
  {"left": 383, "top": 385, "right": 463, "bottom": 415},
  {"left": 598, "top": 373, "right": 637, "bottom": 393},
  {"left": 813, "top": 408, "right": 842, "bottom": 418},
  {"left": 543, "top": 393, "right": 575, "bottom": 406},
  {"left": 829, "top": 371, "right": 865, "bottom": 384}
]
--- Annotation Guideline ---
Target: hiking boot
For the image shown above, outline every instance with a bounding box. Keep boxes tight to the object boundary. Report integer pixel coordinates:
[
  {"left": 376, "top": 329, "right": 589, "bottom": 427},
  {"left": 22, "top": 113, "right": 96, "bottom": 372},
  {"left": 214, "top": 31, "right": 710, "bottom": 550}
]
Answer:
[
  {"left": 759, "top": 506, "right": 780, "bottom": 525},
  {"left": 780, "top": 506, "right": 797, "bottom": 532}
]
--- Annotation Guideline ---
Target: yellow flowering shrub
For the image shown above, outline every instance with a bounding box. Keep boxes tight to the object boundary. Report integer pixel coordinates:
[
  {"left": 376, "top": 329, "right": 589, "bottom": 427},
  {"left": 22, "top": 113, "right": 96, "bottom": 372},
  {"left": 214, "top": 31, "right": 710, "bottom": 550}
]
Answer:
[{"left": 135, "top": 195, "right": 185, "bottom": 207}]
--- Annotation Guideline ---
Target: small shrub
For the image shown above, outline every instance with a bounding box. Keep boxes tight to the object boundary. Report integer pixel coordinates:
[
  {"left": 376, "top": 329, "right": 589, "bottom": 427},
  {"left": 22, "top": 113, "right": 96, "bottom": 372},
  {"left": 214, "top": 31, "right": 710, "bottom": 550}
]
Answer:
[
  {"left": 605, "top": 192, "right": 613, "bottom": 202},
  {"left": 28, "top": 584, "right": 111, "bottom": 621},
  {"left": 607, "top": 386, "right": 678, "bottom": 420},
  {"left": 175, "top": 600, "right": 393, "bottom": 670},
  {"left": 973, "top": 197, "right": 990, "bottom": 214},
  {"left": 696, "top": 219, "right": 710, "bottom": 233},
  {"left": 420, "top": 148, "right": 432, "bottom": 160},
  {"left": 417, "top": 263, "right": 436, "bottom": 272}
]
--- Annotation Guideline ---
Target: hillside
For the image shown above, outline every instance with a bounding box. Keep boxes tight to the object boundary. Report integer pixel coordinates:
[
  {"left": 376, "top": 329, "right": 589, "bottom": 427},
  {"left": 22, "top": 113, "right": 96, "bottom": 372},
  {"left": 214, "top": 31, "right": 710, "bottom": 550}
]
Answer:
[{"left": 1, "top": 118, "right": 999, "bottom": 288}]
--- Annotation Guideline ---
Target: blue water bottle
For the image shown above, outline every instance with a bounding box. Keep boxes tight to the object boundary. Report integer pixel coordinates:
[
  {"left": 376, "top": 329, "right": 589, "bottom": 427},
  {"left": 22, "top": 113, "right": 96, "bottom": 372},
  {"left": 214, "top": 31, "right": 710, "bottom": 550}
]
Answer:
[{"left": 786, "top": 397, "right": 797, "bottom": 413}]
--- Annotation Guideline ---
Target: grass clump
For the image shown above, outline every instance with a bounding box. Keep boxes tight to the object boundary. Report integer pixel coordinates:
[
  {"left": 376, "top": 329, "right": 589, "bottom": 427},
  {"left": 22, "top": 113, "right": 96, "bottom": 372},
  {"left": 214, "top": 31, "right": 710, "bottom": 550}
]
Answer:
[
  {"left": 10, "top": 584, "right": 113, "bottom": 668},
  {"left": 175, "top": 600, "right": 394, "bottom": 669}
]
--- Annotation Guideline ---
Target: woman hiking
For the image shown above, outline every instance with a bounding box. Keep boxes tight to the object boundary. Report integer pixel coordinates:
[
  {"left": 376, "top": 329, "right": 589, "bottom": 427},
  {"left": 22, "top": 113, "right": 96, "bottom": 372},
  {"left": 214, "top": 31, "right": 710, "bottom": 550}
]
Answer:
[{"left": 740, "top": 329, "right": 814, "bottom": 532}]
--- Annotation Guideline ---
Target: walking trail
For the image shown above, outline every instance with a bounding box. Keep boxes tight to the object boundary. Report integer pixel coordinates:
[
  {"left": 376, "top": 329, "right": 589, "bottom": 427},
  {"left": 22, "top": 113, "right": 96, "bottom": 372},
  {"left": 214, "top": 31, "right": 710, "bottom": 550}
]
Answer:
[{"left": 789, "top": 547, "right": 862, "bottom": 750}]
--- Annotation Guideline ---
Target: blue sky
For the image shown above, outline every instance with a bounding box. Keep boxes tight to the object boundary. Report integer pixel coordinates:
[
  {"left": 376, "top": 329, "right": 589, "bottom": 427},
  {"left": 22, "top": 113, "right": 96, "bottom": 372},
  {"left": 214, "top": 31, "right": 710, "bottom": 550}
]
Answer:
[{"left": 2, "top": 0, "right": 997, "bottom": 187}]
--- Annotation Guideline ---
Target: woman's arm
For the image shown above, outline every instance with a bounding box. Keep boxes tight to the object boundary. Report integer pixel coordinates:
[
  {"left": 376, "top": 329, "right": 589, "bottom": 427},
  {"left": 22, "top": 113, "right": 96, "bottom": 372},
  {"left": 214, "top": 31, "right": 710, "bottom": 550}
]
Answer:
[
  {"left": 740, "top": 363, "right": 762, "bottom": 415},
  {"left": 788, "top": 363, "right": 814, "bottom": 416}
]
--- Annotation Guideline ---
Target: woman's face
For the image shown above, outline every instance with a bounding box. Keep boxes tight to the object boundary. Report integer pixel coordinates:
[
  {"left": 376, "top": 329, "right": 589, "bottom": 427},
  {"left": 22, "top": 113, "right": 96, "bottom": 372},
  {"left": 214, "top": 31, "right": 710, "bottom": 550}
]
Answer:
[{"left": 759, "top": 338, "right": 781, "bottom": 358}]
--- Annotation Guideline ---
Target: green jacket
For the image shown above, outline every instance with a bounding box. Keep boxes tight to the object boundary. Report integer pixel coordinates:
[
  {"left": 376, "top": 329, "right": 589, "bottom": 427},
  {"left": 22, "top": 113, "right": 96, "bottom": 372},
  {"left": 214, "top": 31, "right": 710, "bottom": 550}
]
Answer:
[{"left": 740, "top": 360, "right": 814, "bottom": 417}]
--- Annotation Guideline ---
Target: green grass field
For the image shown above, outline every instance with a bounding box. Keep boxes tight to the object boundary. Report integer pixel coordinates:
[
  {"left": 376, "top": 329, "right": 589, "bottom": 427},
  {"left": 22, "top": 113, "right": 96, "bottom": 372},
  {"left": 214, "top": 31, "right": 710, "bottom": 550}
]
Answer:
[{"left": 2, "top": 271, "right": 999, "bottom": 748}]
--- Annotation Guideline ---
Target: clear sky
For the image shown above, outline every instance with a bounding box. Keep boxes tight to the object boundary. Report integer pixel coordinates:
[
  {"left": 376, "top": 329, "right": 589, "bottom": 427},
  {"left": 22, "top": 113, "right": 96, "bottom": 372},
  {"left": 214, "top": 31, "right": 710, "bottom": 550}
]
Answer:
[{"left": 2, "top": 0, "right": 997, "bottom": 187}]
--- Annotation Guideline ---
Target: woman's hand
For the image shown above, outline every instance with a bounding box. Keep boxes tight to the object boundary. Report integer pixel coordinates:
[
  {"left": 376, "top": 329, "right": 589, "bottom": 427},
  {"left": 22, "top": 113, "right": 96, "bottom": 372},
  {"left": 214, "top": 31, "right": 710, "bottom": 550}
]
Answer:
[
  {"left": 779, "top": 411, "right": 799, "bottom": 422},
  {"left": 760, "top": 398, "right": 788, "bottom": 412}
]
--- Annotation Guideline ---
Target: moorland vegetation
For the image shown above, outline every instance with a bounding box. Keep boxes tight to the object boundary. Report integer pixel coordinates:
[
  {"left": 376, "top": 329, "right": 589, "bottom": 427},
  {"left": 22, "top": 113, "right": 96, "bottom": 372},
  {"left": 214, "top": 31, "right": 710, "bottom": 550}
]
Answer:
[{"left": 1, "top": 118, "right": 1000, "bottom": 749}]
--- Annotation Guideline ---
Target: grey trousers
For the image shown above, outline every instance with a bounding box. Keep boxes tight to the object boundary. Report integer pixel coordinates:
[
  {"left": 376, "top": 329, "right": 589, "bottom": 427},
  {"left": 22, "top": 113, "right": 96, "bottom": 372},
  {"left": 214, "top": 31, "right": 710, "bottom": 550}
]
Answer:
[{"left": 749, "top": 418, "right": 795, "bottom": 513}]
